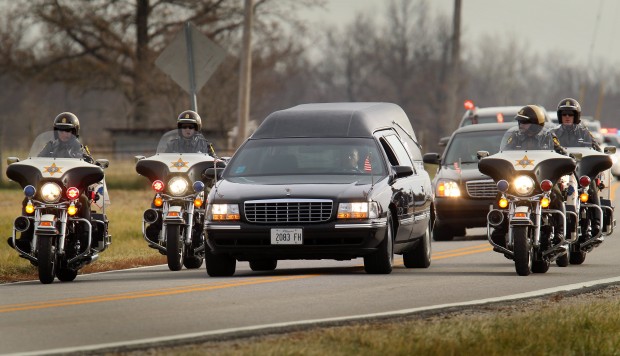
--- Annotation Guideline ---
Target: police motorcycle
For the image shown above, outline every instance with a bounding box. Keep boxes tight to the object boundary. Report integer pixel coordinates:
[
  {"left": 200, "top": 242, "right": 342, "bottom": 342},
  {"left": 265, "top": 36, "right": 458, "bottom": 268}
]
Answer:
[
  {"left": 135, "top": 130, "right": 222, "bottom": 271},
  {"left": 560, "top": 139, "right": 615, "bottom": 265},
  {"left": 6, "top": 131, "right": 110, "bottom": 284},
  {"left": 478, "top": 126, "right": 577, "bottom": 276}
]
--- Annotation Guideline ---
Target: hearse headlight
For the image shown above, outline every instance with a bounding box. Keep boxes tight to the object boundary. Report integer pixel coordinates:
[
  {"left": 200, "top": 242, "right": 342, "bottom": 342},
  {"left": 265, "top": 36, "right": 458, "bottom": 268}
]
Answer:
[
  {"left": 337, "top": 202, "right": 379, "bottom": 219},
  {"left": 40, "top": 182, "right": 62, "bottom": 203},
  {"left": 168, "top": 176, "right": 189, "bottom": 196},
  {"left": 210, "top": 204, "right": 240, "bottom": 221},
  {"left": 436, "top": 179, "right": 460, "bottom": 197},
  {"left": 514, "top": 175, "right": 535, "bottom": 196}
]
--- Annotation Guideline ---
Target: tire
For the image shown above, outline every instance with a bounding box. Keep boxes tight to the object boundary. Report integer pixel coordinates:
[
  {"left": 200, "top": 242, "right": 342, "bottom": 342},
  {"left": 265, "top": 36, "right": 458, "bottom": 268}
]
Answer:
[
  {"left": 570, "top": 216, "right": 589, "bottom": 265},
  {"left": 403, "top": 220, "right": 431, "bottom": 268},
  {"left": 364, "top": 213, "right": 394, "bottom": 274},
  {"left": 532, "top": 257, "right": 550, "bottom": 273},
  {"left": 556, "top": 251, "right": 569, "bottom": 267},
  {"left": 432, "top": 223, "right": 454, "bottom": 241},
  {"left": 166, "top": 225, "right": 183, "bottom": 271},
  {"left": 37, "top": 236, "right": 57, "bottom": 284},
  {"left": 56, "top": 268, "right": 78, "bottom": 282},
  {"left": 183, "top": 256, "right": 204, "bottom": 269},
  {"left": 513, "top": 226, "right": 532, "bottom": 276},
  {"left": 569, "top": 244, "right": 587, "bottom": 265},
  {"left": 205, "top": 249, "right": 236, "bottom": 277},
  {"left": 249, "top": 259, "right": 278, "bottom": 271}
]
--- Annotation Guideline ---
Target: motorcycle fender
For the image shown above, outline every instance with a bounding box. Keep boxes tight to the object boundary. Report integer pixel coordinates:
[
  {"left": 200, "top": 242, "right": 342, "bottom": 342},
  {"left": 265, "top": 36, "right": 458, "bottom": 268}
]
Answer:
[
  {"left": 164, "top": 205, "right": 185, "bottom": 224},
  {"left": 510, "top": 206, "right": 532, "bottom": 226},
  {"left": 35, "top": 214, "right": 59, "bottom": 235}
]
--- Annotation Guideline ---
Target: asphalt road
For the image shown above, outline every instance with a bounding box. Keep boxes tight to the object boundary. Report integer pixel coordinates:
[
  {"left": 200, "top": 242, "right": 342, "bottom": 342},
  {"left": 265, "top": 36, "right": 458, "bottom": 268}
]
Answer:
[{"left": 2, "top": 184, "right": 619, "bottom": 355}]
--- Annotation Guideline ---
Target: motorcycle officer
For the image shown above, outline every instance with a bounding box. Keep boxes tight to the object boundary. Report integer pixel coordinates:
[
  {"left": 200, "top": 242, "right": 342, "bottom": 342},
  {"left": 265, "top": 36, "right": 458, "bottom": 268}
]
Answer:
[
  {"left": 8, "top": 112, "right": 96, "bottom": 253},
  {"left": 553, "top": 98, "right": 603, "bottom": 240},
  {"left": 553, "top": 98, "right": 601, "bottom": 151},
  {"left": 492, "top": 105, "right": 569, "bottom": 248},
  {"left": 165, "top": 110, "right": 215, "bottom": 155}
]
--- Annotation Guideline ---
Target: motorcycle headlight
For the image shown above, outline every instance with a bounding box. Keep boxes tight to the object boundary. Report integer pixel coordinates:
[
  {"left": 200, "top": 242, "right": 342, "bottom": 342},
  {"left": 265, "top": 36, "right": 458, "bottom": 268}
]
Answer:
[
  {"left": 436, "top": 179, "right": 460, "bottom": 197},
  {"left": 40, "top": 182, "right": 62, "bottom": 203},
  {"left": 168, "top": 176, "right": 189, "bottom": 196},
  {"left": 337, "top": 202, "right": 379, "bottom": 219},
  {"left": 513, "top": 175, "right": 535, "bottom": 196}
]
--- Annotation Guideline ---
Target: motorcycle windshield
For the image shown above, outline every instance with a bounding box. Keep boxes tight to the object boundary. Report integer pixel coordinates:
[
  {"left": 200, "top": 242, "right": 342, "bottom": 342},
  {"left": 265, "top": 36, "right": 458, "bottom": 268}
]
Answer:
[
  {"left": 29, "top": 131, "right": 86, "bottom": 160},
  {"left": 499, "top": 126, "right": 555, "bottom": 152},
  {"left": 156, "top": 130, "right": 212, "bottom": 154}
]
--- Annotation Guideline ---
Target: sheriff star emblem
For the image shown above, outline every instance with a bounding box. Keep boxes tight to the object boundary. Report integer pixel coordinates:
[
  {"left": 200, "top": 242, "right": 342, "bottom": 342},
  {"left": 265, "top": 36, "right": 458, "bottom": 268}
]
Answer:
[
  {"left": 43, "top": 163, "right": 63, "bottom": 176},
  {"left": 515, "top": 155, "right": 534, "bottom": 168},
  {"left": 171, "top": 158, "right": 189, "bottom": 170}
]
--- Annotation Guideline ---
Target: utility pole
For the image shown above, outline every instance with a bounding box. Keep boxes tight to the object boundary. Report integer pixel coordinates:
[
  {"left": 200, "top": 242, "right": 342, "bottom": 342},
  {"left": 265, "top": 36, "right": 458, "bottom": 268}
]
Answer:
[
  {"left": 236, "top": 0, "right": 254, "bottom": 149},
  {"left": 445, "top": 0, "right": 462, "bottom": 132}
]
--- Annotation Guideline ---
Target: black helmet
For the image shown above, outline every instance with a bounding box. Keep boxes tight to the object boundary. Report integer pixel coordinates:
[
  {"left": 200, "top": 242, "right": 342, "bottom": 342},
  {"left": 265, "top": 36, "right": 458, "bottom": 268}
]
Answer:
[
  {"left": 53, "top": 112, "right": 80, "bottom": 137},
  {"left": 177, "top": 110, "right": 202, "bottom": 131},
  {"left": 515, "top": 105, "right": 547, "bottom": 126},
  {"left": 556, "top": 98, "right": 582, "bottom": 124}
]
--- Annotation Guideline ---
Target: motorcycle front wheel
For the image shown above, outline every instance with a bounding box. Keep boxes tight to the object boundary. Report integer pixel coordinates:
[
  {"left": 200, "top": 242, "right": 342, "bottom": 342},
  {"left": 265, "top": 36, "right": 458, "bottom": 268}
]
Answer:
[
  {"left": 38, "top": 236, "right": 57, "bottom": 284},
  {"left": 166, "top": 225, "right": 183, "bottom": 271},
  {"left": 513, "top": 226, "right": 532, "bottom": 276}
]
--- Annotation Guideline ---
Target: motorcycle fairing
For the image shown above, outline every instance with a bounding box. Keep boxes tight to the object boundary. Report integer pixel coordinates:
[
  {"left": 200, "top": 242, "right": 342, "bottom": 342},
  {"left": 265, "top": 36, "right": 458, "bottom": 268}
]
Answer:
[
  {"left": 7, "top": 158, "right": 104, "bottom": 191},
  {"left": 135, "top": 154, "right": 217, "bottom": 184}
]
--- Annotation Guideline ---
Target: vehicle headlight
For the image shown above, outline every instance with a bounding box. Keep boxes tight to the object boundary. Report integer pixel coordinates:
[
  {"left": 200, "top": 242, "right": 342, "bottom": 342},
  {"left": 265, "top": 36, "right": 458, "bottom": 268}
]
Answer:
[
  {"left": 436, "top": 179, "right": 460, "bottom": 197},
  {"left": 514, "top": 175, "right": 535, "bottom": 196},
  {"left": 210, "top": 204, "right": 240, "bottom": 221},
  {"left": 40, "top": 182, "right": 62, "bottom": 203},
  {"left": 168, "top": 176, "right": 189, "bottom": 196},
  {"left": 337, "top": 202, "right": 379, "bottom": 219}
]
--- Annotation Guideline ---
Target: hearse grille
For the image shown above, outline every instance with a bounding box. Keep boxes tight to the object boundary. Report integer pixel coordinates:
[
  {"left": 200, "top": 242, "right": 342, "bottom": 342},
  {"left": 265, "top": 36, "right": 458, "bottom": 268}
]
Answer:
[
  {"left": 466, "top": 179, "right": 498, "bottom": 198},
  {"left": 244, "top": 199, "right": 333, "bottom": 223}
]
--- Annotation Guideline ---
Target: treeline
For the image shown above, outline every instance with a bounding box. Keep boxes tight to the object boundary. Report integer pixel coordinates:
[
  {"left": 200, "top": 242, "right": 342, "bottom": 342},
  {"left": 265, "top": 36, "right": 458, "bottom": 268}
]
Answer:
[{"left": 0, "top": 0, "right": 618, "bottom": 154}]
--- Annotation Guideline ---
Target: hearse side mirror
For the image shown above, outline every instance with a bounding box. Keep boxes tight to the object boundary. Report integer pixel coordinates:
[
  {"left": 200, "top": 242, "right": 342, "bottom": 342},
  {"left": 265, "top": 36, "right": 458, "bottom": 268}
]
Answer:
[
  {"left": 476, "top": 151, "right": 489, "bottom": 159},
  {"left": 604, "top": 146, "right": 617, "bottom": 155},
  {"left": 422, "top": 153, "right": 440, "bottom": 165},
  {"left": 392, "top": 165, "right": 414, "bottom": 179}
]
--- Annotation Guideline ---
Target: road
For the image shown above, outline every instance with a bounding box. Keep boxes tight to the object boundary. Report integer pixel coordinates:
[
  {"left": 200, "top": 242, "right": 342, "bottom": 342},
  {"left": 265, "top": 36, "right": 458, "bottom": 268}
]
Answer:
[{"left": 1, "top": 185, "right": 619, "bottom": 355}]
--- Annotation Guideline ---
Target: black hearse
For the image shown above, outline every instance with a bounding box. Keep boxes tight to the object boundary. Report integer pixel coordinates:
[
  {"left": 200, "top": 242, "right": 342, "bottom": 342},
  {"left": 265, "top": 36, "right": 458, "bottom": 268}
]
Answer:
[{"left": 203, "top": 102, "right": 433, "bottom": 276}]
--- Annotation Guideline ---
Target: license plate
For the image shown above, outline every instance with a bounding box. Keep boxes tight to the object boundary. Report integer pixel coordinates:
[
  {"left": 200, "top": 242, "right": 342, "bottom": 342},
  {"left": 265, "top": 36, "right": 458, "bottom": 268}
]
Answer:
[{"left": 270, "top": 228, "right": 303, "bottom": 245}]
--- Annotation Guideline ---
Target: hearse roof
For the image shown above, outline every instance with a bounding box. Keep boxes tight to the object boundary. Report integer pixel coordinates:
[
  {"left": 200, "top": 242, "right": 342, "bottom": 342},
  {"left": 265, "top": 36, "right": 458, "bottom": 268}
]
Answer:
[{"left": 251, "top": 102, "right": 417, "bottom": 140}]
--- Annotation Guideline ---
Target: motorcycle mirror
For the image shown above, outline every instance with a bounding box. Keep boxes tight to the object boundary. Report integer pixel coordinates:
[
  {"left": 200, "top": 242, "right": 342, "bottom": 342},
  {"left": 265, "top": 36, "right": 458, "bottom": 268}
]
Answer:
[
  {"left": 604, "top": 146, "right": 617, "bottom": 154},
  {"left": 134, "top": 155, "right": 146, "bottom": 163},
  {"left": 96, "top": 159, "right": 110, "bottom": 169},
  {"left": 570, "top": 152, "right": 583, "bottom": 162},
  {"left": 476, "top": 151, "right": 490, "bottom": 159},
  {"left": 7, "top": 157, "right": 19, "bottom": 165}
]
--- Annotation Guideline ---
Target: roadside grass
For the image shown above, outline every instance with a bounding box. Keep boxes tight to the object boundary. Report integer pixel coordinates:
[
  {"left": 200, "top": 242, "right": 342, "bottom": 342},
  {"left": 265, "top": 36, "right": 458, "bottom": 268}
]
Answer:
[
  {"left": 0, "top": 188, "right": 166, "bottom": 283},
  {"left": 150, "top": 294, "right": 620, "bottom": 355}
]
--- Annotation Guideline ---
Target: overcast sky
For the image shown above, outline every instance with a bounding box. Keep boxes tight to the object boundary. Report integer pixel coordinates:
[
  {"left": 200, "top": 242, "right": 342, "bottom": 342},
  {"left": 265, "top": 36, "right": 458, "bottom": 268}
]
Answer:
[{"left": 301, "top": 0, "right": 620, "bottom": 68}]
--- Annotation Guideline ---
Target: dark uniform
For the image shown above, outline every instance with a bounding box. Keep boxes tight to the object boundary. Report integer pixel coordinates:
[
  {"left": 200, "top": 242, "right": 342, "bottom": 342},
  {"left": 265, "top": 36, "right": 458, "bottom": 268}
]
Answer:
[{"left": 165, "top": 135, "right": 215, "bottom": 154}]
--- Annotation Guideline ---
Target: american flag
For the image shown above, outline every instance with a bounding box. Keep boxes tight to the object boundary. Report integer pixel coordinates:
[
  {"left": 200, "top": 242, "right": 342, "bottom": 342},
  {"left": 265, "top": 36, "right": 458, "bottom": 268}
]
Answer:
[{"left": 364, "top": 156, "right": 372, "bottom": 172}]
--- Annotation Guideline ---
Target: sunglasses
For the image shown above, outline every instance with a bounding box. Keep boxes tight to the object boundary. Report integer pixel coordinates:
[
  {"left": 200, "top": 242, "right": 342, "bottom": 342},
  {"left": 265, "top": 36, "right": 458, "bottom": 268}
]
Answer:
[
  {"left": 180, "top": 125, "right": 196, "bottom": 130},
  {"left": 561, "top": 112, "right": 574, "bottom": 117}
]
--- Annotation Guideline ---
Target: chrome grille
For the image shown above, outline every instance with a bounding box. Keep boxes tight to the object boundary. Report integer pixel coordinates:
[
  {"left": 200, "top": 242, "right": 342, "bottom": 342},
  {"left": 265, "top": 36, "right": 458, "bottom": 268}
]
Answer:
[
  {"left": 244, "top": 199, "right": 333, "bottom": 223},
  {"left": 466, "top": 179, "right": 498, "bottom": 198}
]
